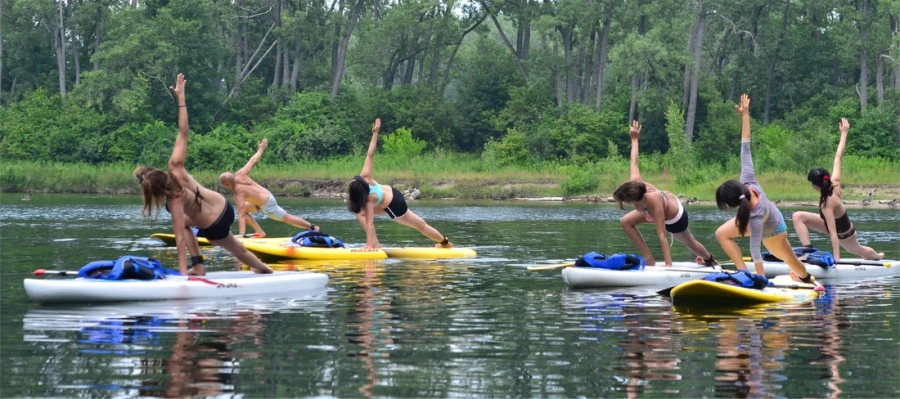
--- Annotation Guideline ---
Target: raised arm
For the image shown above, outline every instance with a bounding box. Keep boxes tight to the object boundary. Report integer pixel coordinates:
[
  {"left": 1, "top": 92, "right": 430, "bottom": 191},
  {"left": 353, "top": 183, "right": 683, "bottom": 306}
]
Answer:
[
  {"left": 236, "top": 138, "right": 268, "bottom": 177},
  {"left": 628, "top": 121, "right": 643, "bottom": 182},
  {"left": 360, "top": 119, "right": 381, "bottom": 179},
  {"left": 832, "top": 118, "right": 849, "bottom": 185},
  {"left": 167, "top": 74, "right": 189, "bottom": 171},
  {"left": 735, "top": 94, "right": 758, "bottom": 185}
]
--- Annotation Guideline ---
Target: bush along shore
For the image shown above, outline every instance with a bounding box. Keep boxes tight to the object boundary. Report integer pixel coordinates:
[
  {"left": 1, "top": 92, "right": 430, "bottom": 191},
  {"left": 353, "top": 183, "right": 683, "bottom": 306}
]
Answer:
[{"left": 3, "top": 155, "right": 898, "bottom": 208}]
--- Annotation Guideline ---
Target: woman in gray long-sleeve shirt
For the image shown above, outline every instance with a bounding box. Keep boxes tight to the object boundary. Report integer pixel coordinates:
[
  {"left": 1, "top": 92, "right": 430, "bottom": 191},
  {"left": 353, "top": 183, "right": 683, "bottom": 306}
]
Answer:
[{"left": 713, "top": 94, "right": 817, "bottom": 285}]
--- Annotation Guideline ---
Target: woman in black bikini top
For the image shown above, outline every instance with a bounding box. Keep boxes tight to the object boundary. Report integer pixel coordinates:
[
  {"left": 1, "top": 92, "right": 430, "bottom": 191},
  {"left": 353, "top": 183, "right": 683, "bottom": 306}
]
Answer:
[
  {"left": 134, "top": 73, "right": 273, "bottom": 276},
  {"left": 790, "top": 118, "right": 884, "bottom": 261}
]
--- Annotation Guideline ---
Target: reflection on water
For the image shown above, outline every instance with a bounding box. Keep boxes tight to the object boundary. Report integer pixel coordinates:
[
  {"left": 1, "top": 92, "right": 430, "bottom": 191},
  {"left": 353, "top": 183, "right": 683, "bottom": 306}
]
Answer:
[{"left": 2, "top": 196, "right": 899, "bottom": 397}]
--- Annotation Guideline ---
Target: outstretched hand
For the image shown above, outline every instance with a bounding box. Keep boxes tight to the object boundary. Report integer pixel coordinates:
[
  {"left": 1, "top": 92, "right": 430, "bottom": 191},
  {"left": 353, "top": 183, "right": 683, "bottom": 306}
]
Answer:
[
  {"left": 168, "top": 73, "right": 187, "bottom": 102},
  {"left": 629, "top": 121, "right": 642, "bottom": 140},
  {"left": 734, "top": 94, "right": 750, "bottom": 118},
  {"left": 372, "top": 118, "right": 381, "bottom": 135},
  {"left": 258, "top": 138, "right": 268, "bottom": 152},
  {"left": 838, "top": 118, "right": 850, "bottom": 135}
]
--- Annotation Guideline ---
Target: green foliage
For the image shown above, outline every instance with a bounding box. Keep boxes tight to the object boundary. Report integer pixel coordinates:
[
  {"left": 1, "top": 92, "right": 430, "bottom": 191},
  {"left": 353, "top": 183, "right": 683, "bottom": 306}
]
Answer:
[
  {"left": 482, "top": 129, "right": 531, "bottom": 167},
  {"left": 560, "top": 169, "right": 600, "bottom": 196},
  {"left": 382, "top": 127, "right": 427, "bottom": 165}
]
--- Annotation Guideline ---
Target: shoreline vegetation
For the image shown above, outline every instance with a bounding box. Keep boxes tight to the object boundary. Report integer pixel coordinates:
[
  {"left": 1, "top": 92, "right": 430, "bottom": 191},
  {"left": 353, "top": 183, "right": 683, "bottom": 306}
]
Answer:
[{"left": 3, "top": 157, "right": 898, "bottom": 208}]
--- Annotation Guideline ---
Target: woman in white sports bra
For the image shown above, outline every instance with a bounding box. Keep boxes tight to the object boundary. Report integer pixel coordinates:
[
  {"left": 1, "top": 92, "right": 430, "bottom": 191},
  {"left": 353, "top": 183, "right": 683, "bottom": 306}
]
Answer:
[
  {"left": 346, "top": 119, "right": 452, "bottom": 249},
  {"left": 612, "top": 121, "right": 718, "bottom": 267}
]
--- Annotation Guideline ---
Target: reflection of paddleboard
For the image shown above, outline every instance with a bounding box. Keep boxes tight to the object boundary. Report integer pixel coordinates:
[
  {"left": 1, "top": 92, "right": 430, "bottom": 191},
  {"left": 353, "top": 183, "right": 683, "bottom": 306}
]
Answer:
[
  {"left": 24, "top": 270, "right": 328, "bottom": 303},
  {"left": 670, "top": 275, "right": 821, "bottom": 305}
]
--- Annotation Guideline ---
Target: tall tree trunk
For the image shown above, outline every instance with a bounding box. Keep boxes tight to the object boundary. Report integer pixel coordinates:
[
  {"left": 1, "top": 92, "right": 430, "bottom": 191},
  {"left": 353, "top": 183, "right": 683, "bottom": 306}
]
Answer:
[
  {"left": 54, "top": 0, "right": 67, "bottom": 100},
  {"left": 628, "top": 74, "right": 641, "bottom": 123},
  {"left": 273, "top": 0, "right": 283, "bottom": 87},
  {"left": 0, "top": 0, "right": 4, "bottom": 104},
  {"left": 384, "top": 50, "right": 401, "bottom": 91},
  {"left": 553, "top": 38, "right": 563, "bottom": 108},
  {"left": 440, "top": 13, "right": 487, "bottom": 91},
  {"left": 73, "top": 36, "right": 81, "bottom": 85},
  {"left": 682, "top": 22, "right": 697, "bottom": 110},
  {"left": 282, "top": 44, "right": 291, "bottom": 86},
  {"left": 234, "top": 3, "right": 244, "bottom": 98},
  {"left": 482, "top": 2, "right": 530, "bottom": 84},
  {"left": 92, "top": 7, "right": 101, "bottom": 71},
  {"left": 290, "top": 28, "right": 301, "bottom": 92},
  {"left": 428, "top": 1, "right": 454, "bottom": 88},
  {"left": 330, "top": 0, "right": 365, "bottom": 100},
  {"left": 858, "top": 0, "right": 869, "bottom": 113},
  {"left": 764, "top": 0, "right": 790, "bottom": 125},
  {"left": 684, "top": 7, "right": 705, "bottom": 142},
  {"left": 331, "top": 0, "right": 344, "bottom": 83},
  {"left": 582, "top": 29, "right": 596, "bottom": 104},
  {"left": 728, "top": 71, "right": 739, "bottom": 102},
  {"left": 523, "top": 17, "right": 531, "bottom": 60},
  {"left": 594, "top": 1, "right": 614, "bottom": 111},
  {"left": 892, "top": 15, "right": 900, "bottom": 89},
  {"left": 403, "top": 51, "right": 417, "bottom": 85},
  {"left": 876, "top": 53, "right": 884, "bottom": 111},
  {"left": 131, "top": 0, "right": 138, "bottom": 8}
]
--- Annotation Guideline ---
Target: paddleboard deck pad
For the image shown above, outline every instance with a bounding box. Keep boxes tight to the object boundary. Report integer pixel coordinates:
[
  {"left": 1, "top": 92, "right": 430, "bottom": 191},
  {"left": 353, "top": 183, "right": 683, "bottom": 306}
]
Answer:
[{"left": 24, "top": 271, "right": 328, "bottom": 303}]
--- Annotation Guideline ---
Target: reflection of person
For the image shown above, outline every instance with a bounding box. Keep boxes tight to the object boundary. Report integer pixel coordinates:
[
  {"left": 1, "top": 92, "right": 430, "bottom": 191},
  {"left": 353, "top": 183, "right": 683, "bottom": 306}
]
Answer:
[
  {"left": 350, "top": 261, "right": 394, "bottom": 397},
  {"left": 164, "top": 312, "right": 265, "bottom": 398},
  {"left": 712, "top": 314, "right": 791, "bottom": 398},
  {"left": 134, "top": 74, "right": 271, "bottom": 275},
  {"left": 617, "top": 300, "right": 682, "bottom": 399},
  {"left": 812, "top": 287, "right": 846, "bottom": 399},
  {"left": 219, "top": 138, "right": 320, "bottom": 238},
  {"left": 714, "top": 94, "right": 815, "bottom": 285},
  {"left": 346, "top": 119, "right": 451, "bottom": 249},
  {"left": 613, "top": 121, "right": 718, "bottom": 267},
  {"left": 791, "top": 118, "right": 884, "bottom": 261}
]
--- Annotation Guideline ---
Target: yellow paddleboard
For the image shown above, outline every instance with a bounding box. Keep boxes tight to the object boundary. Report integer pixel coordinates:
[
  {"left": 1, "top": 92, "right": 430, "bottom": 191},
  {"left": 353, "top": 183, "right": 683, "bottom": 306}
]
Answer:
[{"left": 671, "top": 276, "right": 821, "bottom": 304}]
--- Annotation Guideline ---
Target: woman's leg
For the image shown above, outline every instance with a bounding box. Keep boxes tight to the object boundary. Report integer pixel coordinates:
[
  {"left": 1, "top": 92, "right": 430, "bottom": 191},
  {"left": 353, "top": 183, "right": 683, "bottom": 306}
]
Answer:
[
  {"left": 839, "top": 235, "right": 885, "bottom": 260},
  {"left": 791, "top": 211, "right": 827, "bottom": 246},
  {"left": 210, "top": 234, "right": 273, "bottom": 274},
  {"left": 621, "top": 210, "right": 657, "bottom": 265},
  {"left": 762, "top": 233, "right": 812, "bottom": 280},
  {"left": 392, "top": 210, "right": 448, "bottom": 247},
  {"left": 672, "top": 229, "right": 714, "bottom": 261},
  {"left": 715, "top": 218, "right": 749, "bottom": 270}
]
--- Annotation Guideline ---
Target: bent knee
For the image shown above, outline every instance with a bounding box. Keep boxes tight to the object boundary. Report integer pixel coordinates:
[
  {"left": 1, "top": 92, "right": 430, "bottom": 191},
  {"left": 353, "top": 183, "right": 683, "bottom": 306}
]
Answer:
[{"left": 791, "top": 212, "right": 806, "bottom": 224}]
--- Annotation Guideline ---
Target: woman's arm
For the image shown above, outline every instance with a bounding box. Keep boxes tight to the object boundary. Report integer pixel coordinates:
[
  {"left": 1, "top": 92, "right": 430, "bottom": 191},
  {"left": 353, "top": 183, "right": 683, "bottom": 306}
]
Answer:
[
  {"left": 360, "top": 119, "right": 381, "bottom": 179},
  {"left": 735, "top": 94, "right": 759, "bottom": 185},
  {"left": 167, "top": 74, "right": 189, "bottom": 172},
  {"left": 356, "top": 204, "right": 381, "bottom": 249},
  {"left": 832, "top": 118, "right": 849, "bottom": 186},
  {"left": 628, "top": 121, "right": 643, "bottom": 182},
  {"left": 820, "top": 205, "right": 842, "bottom": 261},
  {"left": 169, "top": 196, "right": 189, "bottom": 274},
  {"left": 748, "top": 217, "right": 765, "bottom": 274}
]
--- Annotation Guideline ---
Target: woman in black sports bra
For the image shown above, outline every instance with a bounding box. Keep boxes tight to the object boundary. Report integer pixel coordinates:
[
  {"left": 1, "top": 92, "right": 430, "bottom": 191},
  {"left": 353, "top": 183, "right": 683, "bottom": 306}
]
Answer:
[
  {"left": 134, "top": 74, "right": 273, "bottom": 276},
  {"left": 791, "top": 118, "right": 884, "bottom": 261}
]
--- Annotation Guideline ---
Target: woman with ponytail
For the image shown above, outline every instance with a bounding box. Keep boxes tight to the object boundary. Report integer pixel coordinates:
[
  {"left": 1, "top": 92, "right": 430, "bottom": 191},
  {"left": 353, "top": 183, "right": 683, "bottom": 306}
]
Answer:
[
  {"left": 346, "top": 119, "right": 452, "bottom": 249},
  {"left": 134, "top": 74, "right": 272, "bottom": 276},
  {"left": 714, "top": 94, "right": 818, "bottom": 285},
  {"left": 791, "top": 119, "right": 884, "bottom": 260},
  {"left": 612, "top": 121, "right": 717, "bottom": 267}
]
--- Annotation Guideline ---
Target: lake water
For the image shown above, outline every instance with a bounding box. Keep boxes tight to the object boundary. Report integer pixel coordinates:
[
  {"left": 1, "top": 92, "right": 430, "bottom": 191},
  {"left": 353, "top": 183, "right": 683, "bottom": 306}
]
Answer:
[{"left": 1, "top": 194, "right": 898, "bottom": 398}]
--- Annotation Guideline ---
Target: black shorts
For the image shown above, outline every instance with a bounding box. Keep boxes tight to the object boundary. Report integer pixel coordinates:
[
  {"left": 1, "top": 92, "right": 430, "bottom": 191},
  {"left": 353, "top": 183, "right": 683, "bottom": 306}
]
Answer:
[
  {"left": 385, "top": 187, "right": 409, "bottom": 219},
  {"left": 664, "top": 208, "right": 690, "bottom": 234},
  {"left": 196, "top": 201, "right": 235, "bottom": 240}
]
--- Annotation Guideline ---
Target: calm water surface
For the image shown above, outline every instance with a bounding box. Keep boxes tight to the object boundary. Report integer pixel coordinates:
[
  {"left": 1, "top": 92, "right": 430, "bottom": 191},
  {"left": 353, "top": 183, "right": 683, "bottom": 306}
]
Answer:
[{"left": 1, "top": 194, "right": 899, "bottom": 398}]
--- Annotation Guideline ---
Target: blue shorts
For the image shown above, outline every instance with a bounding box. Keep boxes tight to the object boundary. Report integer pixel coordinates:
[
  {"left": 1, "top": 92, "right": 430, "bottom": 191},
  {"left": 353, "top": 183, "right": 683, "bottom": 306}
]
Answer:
[{"left": 765, "top": 219, "right": 788, "bottom": 238}]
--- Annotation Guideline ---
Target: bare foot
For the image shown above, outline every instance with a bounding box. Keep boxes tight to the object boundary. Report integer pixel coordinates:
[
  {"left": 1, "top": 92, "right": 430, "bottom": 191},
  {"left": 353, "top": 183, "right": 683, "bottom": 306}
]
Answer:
[
  {"left": 253, "top": 232, "right": 266, "bottom": 238},
  {"left": 435, "top": 242, "right": 453, "bottom": 249},
  {"left": 868, "top": 252, "right": 885, "bottom": 260},
  {"left": 188, "top": 265, "right": 207, "bottom": 276}
]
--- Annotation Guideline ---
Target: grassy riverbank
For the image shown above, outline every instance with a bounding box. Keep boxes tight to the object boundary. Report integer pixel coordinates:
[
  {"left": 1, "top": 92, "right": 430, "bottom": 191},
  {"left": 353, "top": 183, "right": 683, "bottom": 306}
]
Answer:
[{"left": 2, "top": 153, "right": 898, "bottom": 202}]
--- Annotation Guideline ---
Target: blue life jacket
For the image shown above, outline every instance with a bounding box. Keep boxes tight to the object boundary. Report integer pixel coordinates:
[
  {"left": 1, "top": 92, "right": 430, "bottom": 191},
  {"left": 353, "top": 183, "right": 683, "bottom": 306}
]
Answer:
[
  {"left": 703, "top": 270, "right": 771, "bottom": 289},
  {"left": 77, "top": 256, "right": 181, "bottom": 280},
  {"left": 575, "top": 252, "right": 646, "bottom": 270},
  {"left": 291, "top": 230, "right": 345, "bottom": 248},
  {"left": 762, "top": 249, "right": 835, "bottom": 268}
]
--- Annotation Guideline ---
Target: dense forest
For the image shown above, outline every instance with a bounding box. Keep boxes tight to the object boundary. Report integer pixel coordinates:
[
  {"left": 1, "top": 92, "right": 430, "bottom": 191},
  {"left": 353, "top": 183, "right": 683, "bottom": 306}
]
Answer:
[{"left": 1, "top": 0, "right": 898, "bottom": 184}]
